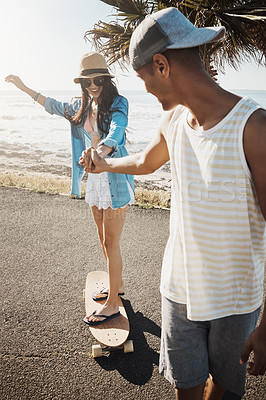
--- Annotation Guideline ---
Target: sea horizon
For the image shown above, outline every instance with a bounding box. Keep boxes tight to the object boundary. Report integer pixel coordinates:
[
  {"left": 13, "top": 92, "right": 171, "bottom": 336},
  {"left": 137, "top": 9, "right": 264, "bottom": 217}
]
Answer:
[
  {"left": 2, "top": 88, "right": 266, "bottom": 93},
  {"left": 1, "top": 88, "right": 266, "bottom": 191}
]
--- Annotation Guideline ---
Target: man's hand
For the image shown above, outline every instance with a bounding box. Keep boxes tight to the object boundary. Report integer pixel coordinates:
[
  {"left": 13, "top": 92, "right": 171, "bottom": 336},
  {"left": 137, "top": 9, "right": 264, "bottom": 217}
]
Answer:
[
  {"left": 79, "top": 147, "right": 106, "bottom": 173},
  {"left": 240, "top": 325, "right": 266, "bottom": 376}
]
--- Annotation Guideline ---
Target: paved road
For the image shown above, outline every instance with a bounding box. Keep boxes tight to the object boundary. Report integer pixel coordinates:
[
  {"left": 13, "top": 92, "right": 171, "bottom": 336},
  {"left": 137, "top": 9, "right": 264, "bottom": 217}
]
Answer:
[{"left": 1, "top": 187, "right": 265, "bottom": 399}]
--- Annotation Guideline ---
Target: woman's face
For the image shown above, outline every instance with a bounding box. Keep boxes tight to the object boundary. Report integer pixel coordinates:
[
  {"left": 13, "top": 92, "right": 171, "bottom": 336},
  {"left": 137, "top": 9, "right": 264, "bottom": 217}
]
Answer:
[{"left": 81, "top": 76, "right": 105, "bottom": 101}]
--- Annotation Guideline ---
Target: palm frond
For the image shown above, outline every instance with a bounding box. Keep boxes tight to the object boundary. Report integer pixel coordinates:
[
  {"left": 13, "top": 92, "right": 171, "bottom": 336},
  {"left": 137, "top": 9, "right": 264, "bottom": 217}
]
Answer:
[
  {"left": 98, "top": 0, "right": 150, "bottom": 23},
  {"left": 84, "top": 0, "right": 150, "bottom": 68},
  {"left": 85, "top": 21, "right": 133, "bottom": 68},
  {"left": 177, "top": 0, "right": 266, "bottom": 72},
  {"left": 85, "top": 0, "right": 266, "bottom": 75},
  {"left": 224, "top": 13, "right": 265, "bottom": 21}
]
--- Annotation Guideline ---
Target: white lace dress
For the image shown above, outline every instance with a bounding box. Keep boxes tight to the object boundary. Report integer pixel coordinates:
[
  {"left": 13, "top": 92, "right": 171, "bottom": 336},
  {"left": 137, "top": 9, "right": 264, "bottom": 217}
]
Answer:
[
  {"left": 85, "top": 171, "right": 135, "bottom": 210},
  {"left": 84, "top": 106, "right": 134, "bottom": 210}
]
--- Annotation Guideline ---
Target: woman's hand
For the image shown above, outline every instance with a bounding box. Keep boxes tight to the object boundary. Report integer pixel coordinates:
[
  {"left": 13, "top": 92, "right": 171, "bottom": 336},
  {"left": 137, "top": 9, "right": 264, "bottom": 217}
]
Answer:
[
  {"left": 79, "top": 148, "right": 93, "bottom": 172},
  {"left": 5, "top": 75, "right": 27, "bottom": 91},
  {"left": 5, "top": 75, "right": 46, "bottom": 106}
]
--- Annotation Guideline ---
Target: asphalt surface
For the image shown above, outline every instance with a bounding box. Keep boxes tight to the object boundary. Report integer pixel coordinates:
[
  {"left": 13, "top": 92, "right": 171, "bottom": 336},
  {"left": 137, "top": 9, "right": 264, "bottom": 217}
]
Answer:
[{"left": 1, "top": 187, "right": 265, "bottom": 400}]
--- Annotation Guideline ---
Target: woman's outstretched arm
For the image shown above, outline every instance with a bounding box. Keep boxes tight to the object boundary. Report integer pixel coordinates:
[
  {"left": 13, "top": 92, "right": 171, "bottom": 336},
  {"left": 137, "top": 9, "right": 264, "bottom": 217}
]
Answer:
[
  {"left": 5, "top": 75, "right": 76, "bottom": 119},
  {"left": 5, "top": 75, "right": 46, "bottom": 107}
]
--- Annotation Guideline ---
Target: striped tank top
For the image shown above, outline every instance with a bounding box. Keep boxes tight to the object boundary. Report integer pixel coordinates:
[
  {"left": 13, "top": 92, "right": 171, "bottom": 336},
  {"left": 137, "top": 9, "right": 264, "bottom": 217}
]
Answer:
[{"left": 160, "top": 97, "right": 266, "bottom": 321}]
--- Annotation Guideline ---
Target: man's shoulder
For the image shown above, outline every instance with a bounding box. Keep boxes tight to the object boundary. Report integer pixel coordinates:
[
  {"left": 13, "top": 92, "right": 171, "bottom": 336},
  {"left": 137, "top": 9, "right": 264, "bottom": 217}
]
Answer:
[
  {"left": 246, "top": 107, "right": 266, "bottom": 130},
  {"left": 159, "top": 105, "right": 187, "bottom": 137},
  {"left": 244, "top": 105, "right": 266, "bottom": 144}
]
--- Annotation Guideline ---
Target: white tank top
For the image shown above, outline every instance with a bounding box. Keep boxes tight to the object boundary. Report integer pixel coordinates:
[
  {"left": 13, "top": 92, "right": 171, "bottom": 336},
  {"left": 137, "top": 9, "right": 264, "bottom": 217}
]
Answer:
[{"left": 160, "top": 97, "right": 266, "bottom": 321}]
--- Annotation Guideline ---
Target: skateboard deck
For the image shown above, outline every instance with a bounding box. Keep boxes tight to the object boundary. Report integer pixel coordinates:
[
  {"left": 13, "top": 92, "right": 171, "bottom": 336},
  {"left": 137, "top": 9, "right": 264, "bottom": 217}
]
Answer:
[{"left": 84, "top": 270, "right": 133, "bottom": 357}]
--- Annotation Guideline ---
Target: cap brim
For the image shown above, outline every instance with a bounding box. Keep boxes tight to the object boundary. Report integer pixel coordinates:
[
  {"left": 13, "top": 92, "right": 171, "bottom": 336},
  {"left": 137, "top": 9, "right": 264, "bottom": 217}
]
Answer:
[
  {"left": 167, "top": 26, "right": 226, "bottom": 50},
  {"left": 74, "top": 72, "right": 115, "bottom": 84}
]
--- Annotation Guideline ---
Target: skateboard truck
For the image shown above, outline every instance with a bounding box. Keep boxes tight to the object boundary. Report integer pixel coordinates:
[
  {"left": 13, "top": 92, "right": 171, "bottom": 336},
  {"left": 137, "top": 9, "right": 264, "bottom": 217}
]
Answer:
[{"left": 92, "top": 340, "right": 134, "bottom": 358}]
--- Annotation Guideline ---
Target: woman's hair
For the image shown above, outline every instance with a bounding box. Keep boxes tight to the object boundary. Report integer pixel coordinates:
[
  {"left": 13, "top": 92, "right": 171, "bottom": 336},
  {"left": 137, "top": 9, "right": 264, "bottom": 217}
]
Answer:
[{"left": 65, "top": 77, "right": 121, "bottom": 136}]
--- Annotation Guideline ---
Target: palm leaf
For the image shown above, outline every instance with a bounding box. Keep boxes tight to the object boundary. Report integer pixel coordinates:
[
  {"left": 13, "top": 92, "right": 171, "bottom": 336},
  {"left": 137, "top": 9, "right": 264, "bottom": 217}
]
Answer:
[
  {"left": 99, "top": 0, "right": 150, "bottom": 20},
  {"left": 224, "top": 13, "right": 265, "bottom": 20},
  {"left": 85, "top": 21, "right": 133, "bottom": 68},
  {"left": 85, "top": 0, "right": 266, "bottom": 75}
]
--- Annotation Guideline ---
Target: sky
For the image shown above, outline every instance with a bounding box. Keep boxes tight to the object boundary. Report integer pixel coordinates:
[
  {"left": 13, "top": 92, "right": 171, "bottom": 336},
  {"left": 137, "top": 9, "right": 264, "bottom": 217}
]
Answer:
[{"left": 1, "top": 0, "right": 265, "bottom": 93}]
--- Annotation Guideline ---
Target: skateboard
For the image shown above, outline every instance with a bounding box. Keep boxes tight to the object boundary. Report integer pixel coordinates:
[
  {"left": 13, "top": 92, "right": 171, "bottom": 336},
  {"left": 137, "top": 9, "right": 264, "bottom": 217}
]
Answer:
[{"left": 83, "top": 270, "right": 134, "bottom": 358}]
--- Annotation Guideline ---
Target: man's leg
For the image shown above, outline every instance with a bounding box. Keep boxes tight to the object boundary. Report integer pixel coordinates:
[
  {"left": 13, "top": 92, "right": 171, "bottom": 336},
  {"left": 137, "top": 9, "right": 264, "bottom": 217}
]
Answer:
[
  {"left": 208, "top": 308, "right": 261, "bottom": 398},
  {"left": 202, "top": 376, "right": 226, "bottom": 400},
  {"left": 221, "top": 391, "right": 241, "bottom": 400},
  {"left": 175, "top": 382, "right": 206, "bottom": 400},
  {"left": 159, "top": 297, "right": 210, "bottom": 398},
  {"left": 175, "top": 375, "right": 227, "bottom": 400}
]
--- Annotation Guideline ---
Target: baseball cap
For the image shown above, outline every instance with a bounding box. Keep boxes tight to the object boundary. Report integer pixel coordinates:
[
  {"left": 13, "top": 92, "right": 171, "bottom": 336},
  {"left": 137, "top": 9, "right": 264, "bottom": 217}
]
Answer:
[{"left": 129, "top": 7, "right": 226, "bottom": 70}]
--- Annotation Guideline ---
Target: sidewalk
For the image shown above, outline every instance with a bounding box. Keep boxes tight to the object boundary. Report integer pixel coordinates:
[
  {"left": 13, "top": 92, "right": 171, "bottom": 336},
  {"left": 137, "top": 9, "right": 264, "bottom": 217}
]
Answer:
[{"left": 1, "top": 187, "right": 265, "bottom": 399}]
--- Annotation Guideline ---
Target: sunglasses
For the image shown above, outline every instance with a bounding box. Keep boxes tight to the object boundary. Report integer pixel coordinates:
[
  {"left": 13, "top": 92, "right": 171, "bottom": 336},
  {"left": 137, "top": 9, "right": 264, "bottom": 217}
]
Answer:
[{"left": 81, "top": 77, "right": 106, "bottom": 88}]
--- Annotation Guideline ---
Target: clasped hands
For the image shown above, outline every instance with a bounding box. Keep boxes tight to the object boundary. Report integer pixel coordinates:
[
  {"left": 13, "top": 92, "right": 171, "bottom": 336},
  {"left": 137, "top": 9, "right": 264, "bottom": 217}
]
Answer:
[{"left": 79, "top": 147, "right": 102, "bottom": 173}]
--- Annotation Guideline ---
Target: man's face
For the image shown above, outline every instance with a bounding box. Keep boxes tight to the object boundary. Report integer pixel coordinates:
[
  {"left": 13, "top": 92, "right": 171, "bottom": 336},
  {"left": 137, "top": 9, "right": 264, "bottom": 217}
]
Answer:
[{"left": 136, "top": 63, "right": 177, "bottom": 111}]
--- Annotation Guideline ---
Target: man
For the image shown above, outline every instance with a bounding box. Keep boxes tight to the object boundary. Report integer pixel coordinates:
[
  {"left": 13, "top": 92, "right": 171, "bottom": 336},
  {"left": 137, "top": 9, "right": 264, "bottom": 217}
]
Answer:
[{"left": 80, "top": 7, "right": 266, "bottom": 400}]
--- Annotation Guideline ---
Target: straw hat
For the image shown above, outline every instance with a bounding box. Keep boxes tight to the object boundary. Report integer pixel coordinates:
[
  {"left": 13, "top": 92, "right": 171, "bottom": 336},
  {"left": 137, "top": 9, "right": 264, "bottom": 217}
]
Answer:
[{"left": 74, "top": 52, "right": 114, "bottom": 83}]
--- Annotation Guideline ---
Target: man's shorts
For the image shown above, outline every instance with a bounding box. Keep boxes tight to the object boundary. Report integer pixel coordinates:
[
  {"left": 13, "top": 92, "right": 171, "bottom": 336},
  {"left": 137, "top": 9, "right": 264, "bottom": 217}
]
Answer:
[{"left": 159, "top": 296, "right": 261, "bottom": 397}]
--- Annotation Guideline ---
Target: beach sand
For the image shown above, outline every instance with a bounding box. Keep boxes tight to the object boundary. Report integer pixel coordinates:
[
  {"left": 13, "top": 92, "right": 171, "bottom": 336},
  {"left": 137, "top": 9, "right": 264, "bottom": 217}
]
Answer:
[
  {"left": 0, "top": 145, "right": 172, "bottom": 193},
  {"left": 0, "top": 153, "right": 172, "bottom": 209}
]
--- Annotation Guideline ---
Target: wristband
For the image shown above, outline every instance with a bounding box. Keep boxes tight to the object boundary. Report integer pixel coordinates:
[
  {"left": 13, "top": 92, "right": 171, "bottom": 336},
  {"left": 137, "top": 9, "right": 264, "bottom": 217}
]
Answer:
[{"left": 34, "top": 92, "right": 41, "bottom": 102}]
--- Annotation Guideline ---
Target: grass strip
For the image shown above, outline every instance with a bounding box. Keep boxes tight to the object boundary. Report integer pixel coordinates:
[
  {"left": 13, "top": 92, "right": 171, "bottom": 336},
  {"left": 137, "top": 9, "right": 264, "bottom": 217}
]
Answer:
[{"left": 0, "top": 169, "right": 171, "bottom": 209}]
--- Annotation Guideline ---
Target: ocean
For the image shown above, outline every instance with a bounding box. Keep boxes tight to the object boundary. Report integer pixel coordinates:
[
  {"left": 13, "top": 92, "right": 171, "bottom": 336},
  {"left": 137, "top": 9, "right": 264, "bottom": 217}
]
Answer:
[{"left": 0, "top": 89, "right": 266, "bottom": 189}]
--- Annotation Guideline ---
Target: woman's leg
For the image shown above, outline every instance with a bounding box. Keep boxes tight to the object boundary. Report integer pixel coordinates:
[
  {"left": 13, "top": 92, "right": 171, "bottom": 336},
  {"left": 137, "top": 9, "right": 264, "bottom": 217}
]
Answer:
[
  {"left": 87, "top": 205, "right": 128, "bottom": 323},
  {"left": 90, "top": 205, "right": 107, "bottom": 261}
]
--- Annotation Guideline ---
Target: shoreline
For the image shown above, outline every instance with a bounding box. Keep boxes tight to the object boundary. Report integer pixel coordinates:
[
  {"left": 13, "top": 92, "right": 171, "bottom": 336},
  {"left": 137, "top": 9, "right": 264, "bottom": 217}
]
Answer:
[
  {"left": 0, "top": 167, "right": 171, "bottom": 209},
  {"left": 0, "top": 151, "right": 171, "bottom": 192}
]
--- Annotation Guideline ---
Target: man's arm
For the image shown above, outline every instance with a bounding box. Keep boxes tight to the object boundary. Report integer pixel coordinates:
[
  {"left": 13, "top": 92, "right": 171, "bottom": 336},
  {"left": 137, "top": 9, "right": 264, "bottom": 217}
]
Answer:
[
  {"left": 90, "top": 129, "right": 169, "bottom": 175},
  {"left": 244, "top": 109, "right": 266, "bottom": 219},
  {"left": 240, "top": 108, "right": 266, "bottom": 376},
  {"left": 80, "top": 110, "right": 172, "bottom": 175}
]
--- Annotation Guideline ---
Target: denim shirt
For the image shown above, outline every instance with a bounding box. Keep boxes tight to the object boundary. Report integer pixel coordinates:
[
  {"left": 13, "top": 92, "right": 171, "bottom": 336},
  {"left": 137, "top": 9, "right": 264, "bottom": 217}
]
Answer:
[{"left": 44, "top": 95, "right": 134, "bottom": 208}]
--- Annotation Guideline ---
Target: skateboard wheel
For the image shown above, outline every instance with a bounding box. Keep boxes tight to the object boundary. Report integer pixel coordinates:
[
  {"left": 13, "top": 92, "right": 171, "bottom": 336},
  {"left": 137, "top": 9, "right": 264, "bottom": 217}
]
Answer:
[
  {"left": 123, "top": 340, "right": 134, "bottom": 353},
  {"left": 92, "top": 344, "right": 103, "bottom": 358},
  {"left": 83, "top": 289, "right": 86, "bottom": 299}
]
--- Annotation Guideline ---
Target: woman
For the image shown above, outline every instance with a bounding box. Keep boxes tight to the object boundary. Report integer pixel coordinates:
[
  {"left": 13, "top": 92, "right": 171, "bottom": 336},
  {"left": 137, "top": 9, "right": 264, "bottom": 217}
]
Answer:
[{"left": 5, "top": 51, "right": 135, "bottom": 326}]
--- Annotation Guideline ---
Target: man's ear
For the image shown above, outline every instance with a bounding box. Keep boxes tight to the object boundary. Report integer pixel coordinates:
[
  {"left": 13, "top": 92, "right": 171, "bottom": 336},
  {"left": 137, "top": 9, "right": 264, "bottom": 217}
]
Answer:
[{"left": 152, "top": 54, "right": 170, "bottom": 77}]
